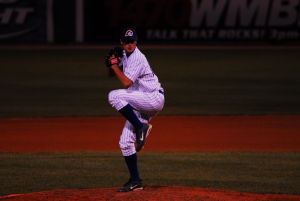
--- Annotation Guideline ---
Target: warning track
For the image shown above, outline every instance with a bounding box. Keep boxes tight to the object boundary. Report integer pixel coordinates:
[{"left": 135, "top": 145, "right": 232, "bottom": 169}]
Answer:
[{"left": 1, "top": 115, "right": 299, "bottom": 152}]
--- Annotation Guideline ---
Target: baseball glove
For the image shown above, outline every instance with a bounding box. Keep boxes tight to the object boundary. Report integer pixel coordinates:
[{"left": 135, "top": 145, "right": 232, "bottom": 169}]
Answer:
[
  {"left": 105, "top": 47, "right": 123, "bottom": 77},
  {"left": 105, "top": 47, "right": 123, "bottom": 67}
]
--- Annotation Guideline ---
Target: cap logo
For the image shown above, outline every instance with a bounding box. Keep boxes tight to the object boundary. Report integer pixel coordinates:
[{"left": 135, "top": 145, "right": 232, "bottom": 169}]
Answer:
[{"left": 125, "top": 30, "right": 133, "bottom": 37}]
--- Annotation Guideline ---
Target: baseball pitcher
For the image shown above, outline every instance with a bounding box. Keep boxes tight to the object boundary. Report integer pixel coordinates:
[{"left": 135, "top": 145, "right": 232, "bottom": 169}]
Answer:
[{"left": 105, "top": 28, "right": 165, "bottom": 192}]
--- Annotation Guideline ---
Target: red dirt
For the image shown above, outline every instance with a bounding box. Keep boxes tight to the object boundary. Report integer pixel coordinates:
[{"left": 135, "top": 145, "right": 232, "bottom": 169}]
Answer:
[
  {"left": 1, "top": 115, "right": 300, "bottom": 152},
  {"left": 1, "top": 115, "right": 300, "bottom": 201},
  {"left": 1, "top": 186, "right": 300, "bottom": 201}
]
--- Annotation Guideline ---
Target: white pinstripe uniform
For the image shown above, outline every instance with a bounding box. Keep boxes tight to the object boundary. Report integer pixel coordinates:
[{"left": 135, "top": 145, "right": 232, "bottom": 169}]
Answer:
[{"left": 108, "top": 47, "right": 165, "bottom": 156}]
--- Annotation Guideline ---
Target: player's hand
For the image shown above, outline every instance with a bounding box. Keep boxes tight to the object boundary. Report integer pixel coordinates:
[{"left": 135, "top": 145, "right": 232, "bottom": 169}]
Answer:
[
  {"left": 105, "top": 55, "right": 118, "bottom": 67},
  {"left": 105, "top": 47, "right": 123, "bottom": 67},
  {"left": 105, "top": 47, "right": 123, "bottom": 77},
  {"left": 110, "top": 55, "right": 120, "bottom": 66}
]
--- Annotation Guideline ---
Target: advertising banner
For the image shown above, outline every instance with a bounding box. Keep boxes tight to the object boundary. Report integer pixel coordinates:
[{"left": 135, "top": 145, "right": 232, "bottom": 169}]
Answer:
[
  {"left": 85, "top": 0, "right": 300, "bottom": 43},
  {"left": 0, "top": 0, "right": 49, "bottom": 43},
  {"left": 1, "top": 0, "right": 299, "bottom": 44}
]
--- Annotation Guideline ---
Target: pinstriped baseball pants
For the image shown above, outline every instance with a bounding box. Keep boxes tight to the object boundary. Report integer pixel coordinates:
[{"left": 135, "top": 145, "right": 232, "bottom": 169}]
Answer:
[{"left": 108, "top": 89, "right": 164, "bottom": 156}]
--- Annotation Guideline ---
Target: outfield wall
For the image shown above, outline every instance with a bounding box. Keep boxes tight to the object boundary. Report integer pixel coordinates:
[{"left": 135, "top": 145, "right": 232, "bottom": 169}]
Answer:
[{"left": 1, "top": 0, "right": 300, "bottom": 44}]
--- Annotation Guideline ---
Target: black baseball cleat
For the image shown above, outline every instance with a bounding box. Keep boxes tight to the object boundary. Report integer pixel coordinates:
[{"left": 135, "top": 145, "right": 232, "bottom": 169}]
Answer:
[
  {"left": 117, "top": 180, "right": 144, "bottom": 192},
  {"left": 136, "top": 123, "right": 152, "bottom": 152},
  {"left": 122, "top": 178, "right": 133, "bottom": 187}
]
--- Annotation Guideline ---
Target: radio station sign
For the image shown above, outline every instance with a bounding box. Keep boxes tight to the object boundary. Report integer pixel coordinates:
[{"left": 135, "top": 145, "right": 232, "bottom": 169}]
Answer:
[{"left": 102, "top": 0, "right": 300, "bottom": 42}]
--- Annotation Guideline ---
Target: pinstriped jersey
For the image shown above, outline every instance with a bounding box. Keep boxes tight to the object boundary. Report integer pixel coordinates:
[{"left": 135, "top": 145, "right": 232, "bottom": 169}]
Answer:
[{"left": 121, "top": 47, "right": 163, "bottom": 92}]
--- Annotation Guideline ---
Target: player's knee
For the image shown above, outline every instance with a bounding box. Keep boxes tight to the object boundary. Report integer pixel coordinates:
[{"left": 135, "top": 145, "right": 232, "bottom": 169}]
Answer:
[
  {"left": 119, "top": 141, "right": 129, "bottom": 150},
  {"left": 119, "top": 141, "right": 135, "bottom": 156},
  {"left": 108, "top": 90, "right": 115, "bottom": 103},
  {"left": 108, "top": 90, "right": 119, "bottom": 106},
  {"left": 108, "top": 90, "right": 128, "bottom": 110}
]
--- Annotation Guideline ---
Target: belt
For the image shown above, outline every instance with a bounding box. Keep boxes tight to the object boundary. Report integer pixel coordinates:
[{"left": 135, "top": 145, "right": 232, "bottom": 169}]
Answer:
[{"left": 158, "top": 90, "right": 164, "bottom": 95}]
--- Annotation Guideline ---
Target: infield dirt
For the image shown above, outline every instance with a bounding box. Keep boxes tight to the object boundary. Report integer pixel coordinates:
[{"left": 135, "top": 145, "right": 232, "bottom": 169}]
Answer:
[{"left": 1, "top": 186, "right": 300, "bottom": 201}]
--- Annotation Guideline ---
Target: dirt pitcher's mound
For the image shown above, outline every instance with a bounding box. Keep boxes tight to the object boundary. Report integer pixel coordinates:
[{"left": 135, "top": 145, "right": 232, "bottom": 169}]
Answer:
[{"left": 1, "top": 186, "right": 300, "bottom": 201}]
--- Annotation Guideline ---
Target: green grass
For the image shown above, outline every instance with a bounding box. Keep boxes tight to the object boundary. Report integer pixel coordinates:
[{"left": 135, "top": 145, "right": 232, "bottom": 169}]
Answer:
[
  {"left": 1, "top": 152, "right": 300, "bottom": 196},
  {"left": 0, "top": 48, "right": 300, "bottom": 118}
]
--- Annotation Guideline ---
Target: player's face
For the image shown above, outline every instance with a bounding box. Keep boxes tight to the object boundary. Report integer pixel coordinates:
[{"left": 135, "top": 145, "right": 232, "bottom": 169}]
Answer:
[{"left": 121, "top": 40, "right": 137, "bottom": 54}]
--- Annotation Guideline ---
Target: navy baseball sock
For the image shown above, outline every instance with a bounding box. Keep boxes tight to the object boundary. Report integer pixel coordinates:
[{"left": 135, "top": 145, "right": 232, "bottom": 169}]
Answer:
[
  {"left": 119, "top": 104, "right": 143, "bottom": 130},
  {"left": 124, "top": 153, "right": 141, "bottom": 182}
]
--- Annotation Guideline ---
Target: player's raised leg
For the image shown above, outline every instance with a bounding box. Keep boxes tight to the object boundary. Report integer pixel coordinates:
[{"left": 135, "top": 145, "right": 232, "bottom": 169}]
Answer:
[{"left": 108, "top": 89, "right": 161, "bottom": 151}]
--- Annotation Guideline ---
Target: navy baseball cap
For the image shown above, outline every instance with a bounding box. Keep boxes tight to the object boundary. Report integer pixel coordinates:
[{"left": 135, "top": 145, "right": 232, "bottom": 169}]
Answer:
[{"left": 120, "top": 28, "right": 138, "bottom": 42}]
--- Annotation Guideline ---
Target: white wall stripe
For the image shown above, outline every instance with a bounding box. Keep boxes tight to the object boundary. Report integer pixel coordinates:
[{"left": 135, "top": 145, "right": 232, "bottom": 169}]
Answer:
[
  {"left": 46, "top": 0, "right": 54, "bottom": 43},
  {"left": 75, "top": 0, "right": 84, "bottom": 43}
]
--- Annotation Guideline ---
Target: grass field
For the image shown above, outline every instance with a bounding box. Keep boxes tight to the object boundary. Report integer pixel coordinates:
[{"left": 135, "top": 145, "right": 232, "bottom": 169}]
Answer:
[
  {"left": 1, "top": 152, "right": 300, "bottom": 196},
  {"left": 0, "top": 48, "right": 300, "bottom": 118}
]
